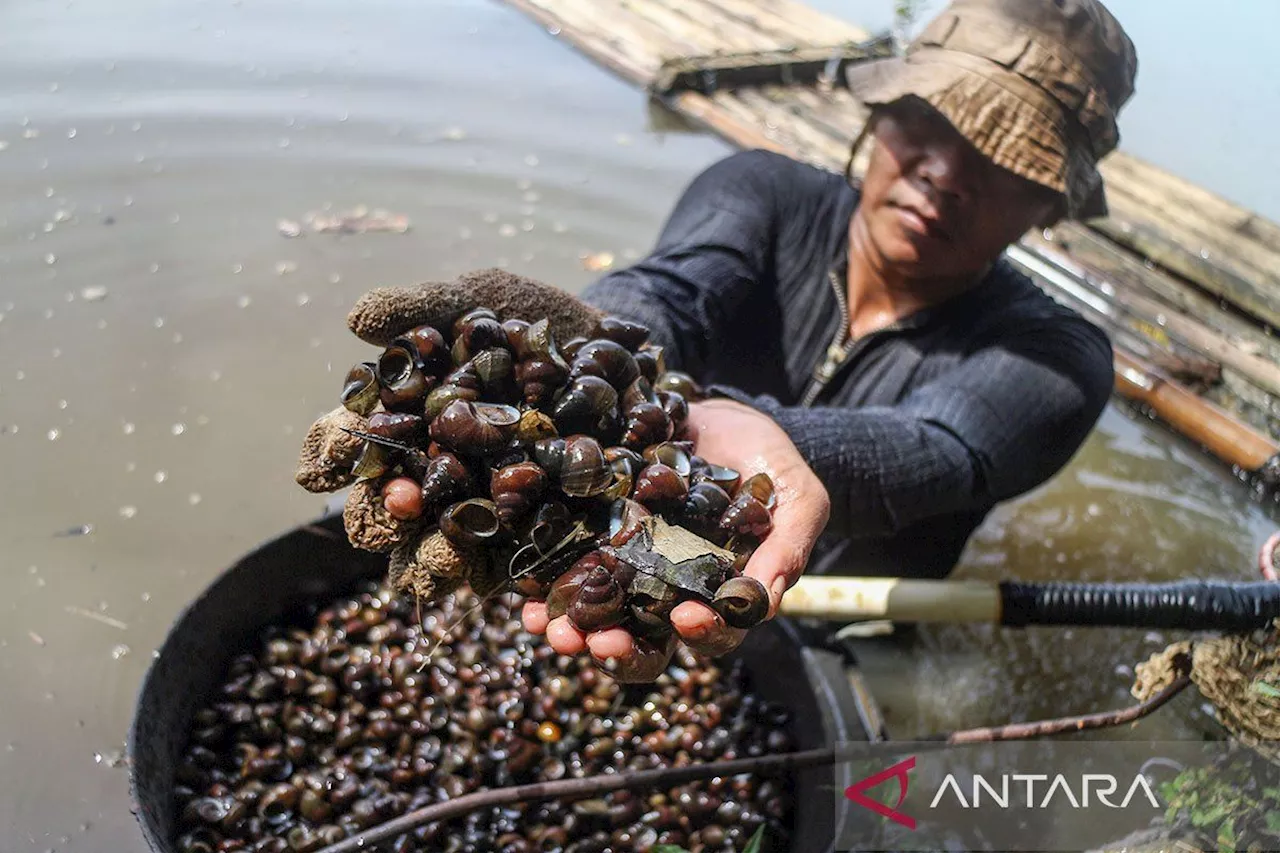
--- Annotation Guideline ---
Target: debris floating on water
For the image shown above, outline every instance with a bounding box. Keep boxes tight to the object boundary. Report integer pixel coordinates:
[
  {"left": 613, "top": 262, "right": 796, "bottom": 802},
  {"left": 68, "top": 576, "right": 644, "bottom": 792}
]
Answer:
[
  {"left": 65, "top": 606, "right": 127, "bottom": 630},
  {"left": 580, "top": 251, "right": 615, "bottom": 272},
  {"left": 53, "top": 524, "right": 94, "bottom": 538},
  {"left": 79, "top": 286, "right": 108, "bottom": 302},
  {"left": 28, "top": 631, "right": 45, "bottom": 646},
  {"left": 110, "top": 644, "right": 130, "bottom": 660},
  {"left": 281, "top": 205, "right": 411, "bottom": 237},
  {"left": 274, "top": 260, "right": 297, "bottom": 276}
]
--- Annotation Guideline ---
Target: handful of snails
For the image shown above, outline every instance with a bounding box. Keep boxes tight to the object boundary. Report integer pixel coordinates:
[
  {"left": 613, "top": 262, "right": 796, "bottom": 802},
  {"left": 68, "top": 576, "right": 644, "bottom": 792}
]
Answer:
[{"left": 296, "top": 306, "right": 775, "bottom": 641}]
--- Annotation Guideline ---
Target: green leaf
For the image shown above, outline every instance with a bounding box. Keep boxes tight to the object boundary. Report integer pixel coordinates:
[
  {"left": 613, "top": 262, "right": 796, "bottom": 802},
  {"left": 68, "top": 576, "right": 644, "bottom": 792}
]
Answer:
[
  {"left": 1266, "top": 810, "right": 1280, "bottom": 834},
  {"left": 650, "top": 846, "right": 691, "bottom": 853},
  {"left": 742, "top": 825, "right": 767, "bottom": 853},
  {"left": 1191, "top": 804, "right": 1227, "bottom": 829},
  {"left": 1252, "top": 680, "right": 1280, "bottom": 699},
  {"left": 1218, "top": 816, "right": 1236, "bottom": 853}
]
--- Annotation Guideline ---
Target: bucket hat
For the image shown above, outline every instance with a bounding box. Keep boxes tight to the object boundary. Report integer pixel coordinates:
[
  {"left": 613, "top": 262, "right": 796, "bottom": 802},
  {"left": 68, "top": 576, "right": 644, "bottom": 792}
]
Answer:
[{"left": 845, "top": 0, "right": 1137, "bottom": 219}]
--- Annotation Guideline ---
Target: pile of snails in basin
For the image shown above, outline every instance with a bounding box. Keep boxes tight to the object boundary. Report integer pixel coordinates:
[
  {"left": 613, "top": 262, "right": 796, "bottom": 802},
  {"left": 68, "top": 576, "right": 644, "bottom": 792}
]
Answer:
[{"left": 298, "top": 308, "right": 776, "bottom": 641}]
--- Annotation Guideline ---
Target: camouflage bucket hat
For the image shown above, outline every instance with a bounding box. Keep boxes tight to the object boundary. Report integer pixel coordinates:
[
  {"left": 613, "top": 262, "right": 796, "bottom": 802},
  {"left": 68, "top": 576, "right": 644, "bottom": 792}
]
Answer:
[{"left": 845, "top": 0, "right": 1137, "bottom": 220}]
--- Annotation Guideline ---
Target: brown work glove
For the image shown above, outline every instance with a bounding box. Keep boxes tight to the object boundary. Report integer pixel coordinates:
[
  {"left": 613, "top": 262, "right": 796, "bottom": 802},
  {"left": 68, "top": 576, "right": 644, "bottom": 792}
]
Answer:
[
  {"left": 293, "top": 266, "right": 606, "bottom": 611},
  {"left": 345, "top": 266, "right": 604, "bottom": 348},
  {"left": 295, "top": 266, "right": 603, "bottom": 495}
]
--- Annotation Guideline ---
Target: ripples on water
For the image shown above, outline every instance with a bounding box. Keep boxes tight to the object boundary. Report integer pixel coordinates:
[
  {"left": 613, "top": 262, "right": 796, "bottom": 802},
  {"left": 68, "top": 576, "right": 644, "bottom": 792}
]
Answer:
[{"left": 0, "top": 0, "right": 1276, "bottom": 849}]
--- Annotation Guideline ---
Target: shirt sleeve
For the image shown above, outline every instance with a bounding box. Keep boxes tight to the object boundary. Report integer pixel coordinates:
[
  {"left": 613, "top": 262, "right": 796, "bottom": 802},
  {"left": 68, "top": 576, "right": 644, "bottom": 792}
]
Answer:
[
  {"left": 578, "top": 149, "right": 786, "bottom": 374},
  {"left": 712, "top": 318, "right": 1115, "bottom": 537}
]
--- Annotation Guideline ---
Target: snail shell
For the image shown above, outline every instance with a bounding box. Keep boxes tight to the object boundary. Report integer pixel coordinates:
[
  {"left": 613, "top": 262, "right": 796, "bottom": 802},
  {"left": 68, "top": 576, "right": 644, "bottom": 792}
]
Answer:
[
  {"left": 529, "top": 500, "right": 573, "bottom": 554},
  {"left": 622, "top": 401, "right": 672, "bottom": 451},
  {"left": 423, "top": 382, "right": 481, "bottom": 421},
  {"left": 607, "top": 498, "right": 651, "bottom": 546},
  {"left": 569, "top": 339, "right": 640, "bottom": 391},
  {"left": 712, "top": 576, "right": 770, "bottom": 628},
  {"left": 566, "top": 565, "right": 625, "bottom": 632},
  {"left": 501, "top": 318, "right": 530, "bottom": 354},
  {"left": 561, "top": 336, "right": 588, "bottom": 362},
  {"left": 533, "top": 437, "right": 567, "bottom": 479},
  {"left": 552, "top": 375, "right": 619, "bottom": 439},
  {"left": 420, "top": 452, "right": 470, "bottom": 511},
  {"left": 719, "top": 493, "right": 772, "bottom": 538},
  {"left": 654, "top": 370, "right": 701, "bottom": 402},
  {"left": 603, "top": 446, "right": 643, "bottom": 501},
  {"left": 451, "top": 309, "right": 508, "bottom": 364},
  {"left": 633, "top": 462, "right": 689, "bottom": 513},
  {"left": 471, "top": 347, "right": 518, "bottom": 401},
  {"left": 546, "top": 554, "right": 600, "bottom": 620},
  {"left": 394, "top": 325, "right": 452, "bottom": 378},
  {"left": 682, "top": 481, "right": 731, "bottom": 534},
  {"left": 366, "top": 411, "right": 424, "bottom": 444},
  {"left": 737, "top": 472, "right": 776, "bottom": 508},
  {"left": 515, "top": 318, "right": 570, "bottom": 371},
  {"left": 620, "top": 376, "right": 657, "bottom": 412},
  {"left": 515, "top": 359, "right": 568, "bottom": 410},
  {"left": 351, "top": 441, "right": 393, "bottom": 479},
  {"left": 657, "top": 390, "right": 688, "bottom": 433},
  {"left": 439, "top": 498, "right": 505, "bottom": 548},
  {"left": 490, "top": 462, "right": 548, "bottom": 524},
  {"left": 376, "top": 343, "right": 436, "bottom": 413},
  {"left": 642, "top": 442, "right": 692, "bottom": 478},
  {"left": 429, "top": 400, "right": 520, "bottom": 456},
  {"left": 691, "top": 461, "right": 740, "bottom": 494},
  {"left": 591, "top": 316, "right": 651, "bottom": 352},
  {"left": 559, "top": 435, "right": 612, "bottom": 498},
  {"left": 635, "top": 345, "right": 665, "bottom": 385},
  {"left": 340, "top": 362, "right": 380, "bottom": 416}
]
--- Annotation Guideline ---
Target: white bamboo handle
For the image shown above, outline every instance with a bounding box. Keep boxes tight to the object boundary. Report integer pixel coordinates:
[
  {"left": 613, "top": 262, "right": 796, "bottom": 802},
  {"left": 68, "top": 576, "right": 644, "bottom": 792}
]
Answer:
[{"left": 778, "top": 576, "right": 1002, "bottom": 623}]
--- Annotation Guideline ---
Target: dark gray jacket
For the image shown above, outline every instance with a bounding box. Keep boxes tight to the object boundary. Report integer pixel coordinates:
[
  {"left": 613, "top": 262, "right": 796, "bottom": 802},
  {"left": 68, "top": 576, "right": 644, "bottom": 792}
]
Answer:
[{"left": 581, "top": 150, "right": 1113, "bottom": 578}]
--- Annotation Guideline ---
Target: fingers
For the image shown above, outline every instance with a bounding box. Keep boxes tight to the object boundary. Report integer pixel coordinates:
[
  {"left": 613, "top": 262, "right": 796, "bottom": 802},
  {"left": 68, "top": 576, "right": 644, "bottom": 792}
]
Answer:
[
  {"left": 521, "top": 600, "right": 550, "bottom": 635},
  {"left": 295, "top": 407, "right": 366, "bottom": 493},
  {"left": 671, "top": 600, "right": 746, "bottom": 657},
  {"left": 545, "top": 616, "right": 588, "bottom": 655},
  {"left": 745, "top": 475, "right": 830, "bottom": 619},
  {"left": 594, "top": 630, "right": 678, "bottom": 684}
]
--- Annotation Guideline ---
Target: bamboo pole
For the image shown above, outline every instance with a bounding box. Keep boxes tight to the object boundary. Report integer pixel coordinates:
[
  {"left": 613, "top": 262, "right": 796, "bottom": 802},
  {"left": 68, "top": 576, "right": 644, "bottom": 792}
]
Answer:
[{"left": 1112, "top": 349, "right": 1279, "bottom": 471}]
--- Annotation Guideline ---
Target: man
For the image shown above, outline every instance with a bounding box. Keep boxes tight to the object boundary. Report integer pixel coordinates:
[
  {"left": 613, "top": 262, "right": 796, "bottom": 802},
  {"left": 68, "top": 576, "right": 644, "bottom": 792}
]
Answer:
[{"left": 326, "top": 0, "right": 1137, "bottom": 682}]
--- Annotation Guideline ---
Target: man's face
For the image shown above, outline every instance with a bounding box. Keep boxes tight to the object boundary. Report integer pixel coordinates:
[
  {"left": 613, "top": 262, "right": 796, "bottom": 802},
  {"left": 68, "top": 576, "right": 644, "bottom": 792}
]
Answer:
[{"left": 856, "top": 97, "right": 1061, "bottom": 280}]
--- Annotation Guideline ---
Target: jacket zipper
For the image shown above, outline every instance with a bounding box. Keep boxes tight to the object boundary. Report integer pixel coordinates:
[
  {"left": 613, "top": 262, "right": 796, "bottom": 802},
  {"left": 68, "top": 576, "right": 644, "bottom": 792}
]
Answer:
[{"left": 799, "top": 268, "right": 858, "bottom": 407}]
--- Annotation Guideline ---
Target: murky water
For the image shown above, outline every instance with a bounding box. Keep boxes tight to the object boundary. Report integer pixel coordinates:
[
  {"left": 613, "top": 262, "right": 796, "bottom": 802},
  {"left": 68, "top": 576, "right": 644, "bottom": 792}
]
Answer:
[{"left": 1, "top": 0, "right": 1276, "bottom": 850}]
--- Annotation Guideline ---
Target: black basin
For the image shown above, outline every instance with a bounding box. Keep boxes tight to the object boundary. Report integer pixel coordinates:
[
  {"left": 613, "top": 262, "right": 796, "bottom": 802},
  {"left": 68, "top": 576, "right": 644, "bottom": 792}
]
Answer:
[{"left": 127, "top": 511, "right": 870, "bottom": 852}]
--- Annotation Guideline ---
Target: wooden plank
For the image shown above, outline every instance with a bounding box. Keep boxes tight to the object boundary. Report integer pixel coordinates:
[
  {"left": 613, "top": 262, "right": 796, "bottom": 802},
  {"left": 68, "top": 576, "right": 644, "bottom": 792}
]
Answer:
[
  {"left": 1089, "top": 215, "right": 1280, "bottom": 330},
  {"left": 1099, "top": 153, "right": 1280, "bottom": 262},
  {"left": 1035, "top": 225, "right": 1280, "bottom": 364},
  {"left": 702, "top": 0, "right": 871, "bottom": 44},
  {"left": 505, "top": 0, "right": 661, "bottom": 81}
]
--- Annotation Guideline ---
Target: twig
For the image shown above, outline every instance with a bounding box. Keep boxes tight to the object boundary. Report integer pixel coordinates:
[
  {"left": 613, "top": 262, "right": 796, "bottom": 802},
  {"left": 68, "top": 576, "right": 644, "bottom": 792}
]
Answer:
[
  {"left": 313, "top": 674, "right": 1192, "bottom": 853},
  {"left": 943, "top": 672, "right": 1192, "bottom": 744},
  {"left": 64, "top": 606, "right": 129, "bottom": 631}
]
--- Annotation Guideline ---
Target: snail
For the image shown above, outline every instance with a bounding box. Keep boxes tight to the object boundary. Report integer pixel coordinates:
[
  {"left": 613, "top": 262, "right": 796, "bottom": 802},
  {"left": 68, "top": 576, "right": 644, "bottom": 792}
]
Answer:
[{"left": 298, "top": 304, "right": 780, "bottom": 643}]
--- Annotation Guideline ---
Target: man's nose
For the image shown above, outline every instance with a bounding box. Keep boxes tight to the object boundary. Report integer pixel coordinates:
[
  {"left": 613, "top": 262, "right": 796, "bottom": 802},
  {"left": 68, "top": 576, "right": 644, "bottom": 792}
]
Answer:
[{"left": 915, "top": 140, "right": 968, "bottom": 201}]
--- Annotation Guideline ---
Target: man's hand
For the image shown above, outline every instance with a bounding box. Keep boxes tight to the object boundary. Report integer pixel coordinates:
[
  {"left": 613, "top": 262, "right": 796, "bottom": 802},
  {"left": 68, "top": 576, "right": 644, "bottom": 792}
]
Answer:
[{"left": 521, "top": 398, "right": 831, "bottom": 681}]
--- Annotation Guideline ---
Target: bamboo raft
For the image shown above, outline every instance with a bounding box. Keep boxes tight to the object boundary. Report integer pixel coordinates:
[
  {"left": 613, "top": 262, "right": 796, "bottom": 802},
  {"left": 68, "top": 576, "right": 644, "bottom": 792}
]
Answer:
[{"left": 499, "top": 0, "right": 1280, "bottom": 490}]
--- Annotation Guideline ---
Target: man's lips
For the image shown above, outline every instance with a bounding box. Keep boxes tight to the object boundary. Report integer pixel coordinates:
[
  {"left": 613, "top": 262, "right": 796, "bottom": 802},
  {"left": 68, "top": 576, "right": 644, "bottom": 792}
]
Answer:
[{"left": 889, "top": 199, "right": 951, "bottom": 241}]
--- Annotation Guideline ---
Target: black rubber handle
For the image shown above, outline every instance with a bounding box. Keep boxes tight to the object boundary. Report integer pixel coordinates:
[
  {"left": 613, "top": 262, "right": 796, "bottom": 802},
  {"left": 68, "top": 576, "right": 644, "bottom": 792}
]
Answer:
[{"left": 998, "top": 580, "right": 1280, "bottom": 633}]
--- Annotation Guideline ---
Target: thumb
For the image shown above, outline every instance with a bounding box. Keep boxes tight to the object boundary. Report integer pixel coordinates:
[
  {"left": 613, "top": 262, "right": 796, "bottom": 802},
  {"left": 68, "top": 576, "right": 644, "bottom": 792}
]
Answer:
[{"left": 742, "top": 477, "right": 830, "bottom": 619}]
